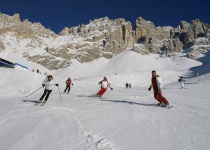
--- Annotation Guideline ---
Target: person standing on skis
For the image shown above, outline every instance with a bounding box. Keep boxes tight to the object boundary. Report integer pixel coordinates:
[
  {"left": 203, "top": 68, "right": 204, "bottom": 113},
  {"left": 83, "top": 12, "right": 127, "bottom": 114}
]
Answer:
[
  {"left": 96, "top": 76, "right": 113, "bottom": 97},
  {"left": 39, "top": 75, "right": 59, "bottom": 104},
  {"left": 148, "top": 70, "right": 169, "bottom": 107},
  {"left": 179, "top": 76, "right": 185, "bottom": 89},
  {"left": 64, "top": 77, "right": 73, "bottom": 94}
]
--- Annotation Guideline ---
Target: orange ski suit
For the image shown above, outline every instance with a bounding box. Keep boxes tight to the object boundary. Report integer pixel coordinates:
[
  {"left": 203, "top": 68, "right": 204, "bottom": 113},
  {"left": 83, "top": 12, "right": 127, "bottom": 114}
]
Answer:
[{"left": 152, "top": 75, "right": 169, "bottom": 104}]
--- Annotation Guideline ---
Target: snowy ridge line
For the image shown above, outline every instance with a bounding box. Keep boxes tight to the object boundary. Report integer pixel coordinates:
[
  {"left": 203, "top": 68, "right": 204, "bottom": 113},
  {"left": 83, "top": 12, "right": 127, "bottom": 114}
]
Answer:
[{"left": 74, "top": 68, "right": 185, "bottom": 81}]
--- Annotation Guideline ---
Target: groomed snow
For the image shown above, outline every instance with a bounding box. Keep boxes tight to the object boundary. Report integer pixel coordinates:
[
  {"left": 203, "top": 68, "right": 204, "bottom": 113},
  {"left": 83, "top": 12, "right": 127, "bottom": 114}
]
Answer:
[{"left": 0, "top": 51, "right": 210, "bottom": 150}]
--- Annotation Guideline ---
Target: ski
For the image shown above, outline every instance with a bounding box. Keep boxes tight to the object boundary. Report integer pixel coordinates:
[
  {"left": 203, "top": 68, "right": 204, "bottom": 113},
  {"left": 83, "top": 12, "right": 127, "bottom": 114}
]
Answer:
[
  {"left": 160, "top": 105, "right": 174, "bottom": 109},
  {"left": 40, "top": 102, "right": 46, "bottom": 106},
  {"left": 34, "top": 101, "right": 47, "bottom": 106},
  {"left": 156, "top": 103, "right": 174, "bottom": 109},
  {"left": 34, "top": 101, "right": 42, "bottom": 106},
  {"left": 165, "top": 106, "right": 174, "bottom": 109}
]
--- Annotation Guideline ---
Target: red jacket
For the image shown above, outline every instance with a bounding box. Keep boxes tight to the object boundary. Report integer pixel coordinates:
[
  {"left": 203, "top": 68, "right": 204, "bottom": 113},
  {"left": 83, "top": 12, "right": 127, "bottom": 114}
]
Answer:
[
  {"left": 66, "top": 79, "right": 72, "bottom": 86},
  {"left": 152, "top": 75, "right": 160, "bottom": 91}
]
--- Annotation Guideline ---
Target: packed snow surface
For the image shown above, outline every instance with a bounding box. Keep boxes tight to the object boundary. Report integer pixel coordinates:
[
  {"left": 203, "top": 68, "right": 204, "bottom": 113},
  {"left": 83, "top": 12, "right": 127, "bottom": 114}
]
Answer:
[{"left": 0, "top": 51, "right": 210, "bottom": 150}]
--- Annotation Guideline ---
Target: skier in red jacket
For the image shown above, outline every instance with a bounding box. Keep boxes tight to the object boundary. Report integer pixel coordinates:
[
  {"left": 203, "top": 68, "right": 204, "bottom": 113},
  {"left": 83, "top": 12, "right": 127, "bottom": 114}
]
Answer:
[
  {"left": 148, "top": 70, "right": 169, "bottom": 107},
  {"left": 64, "top": 77, "right": 73, "bottom": 94},
  {"left": 96, "top": 76, "right": 113, "bottom": 97}
]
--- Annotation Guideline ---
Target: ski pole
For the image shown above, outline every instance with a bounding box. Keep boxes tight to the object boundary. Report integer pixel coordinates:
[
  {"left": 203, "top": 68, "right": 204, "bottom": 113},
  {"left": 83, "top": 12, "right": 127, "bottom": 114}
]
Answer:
[
  {"left": 26, "top": 87, "right": 42, "bottom": 97},
  {"left": 57, "top": 86, "right": 62, "bottom": 102},
  {"left": 105, "top": 88, "right": 112, "bottom": 98},
  {"left": 97, "top": 84, "right": 101, "bottom": 91}
]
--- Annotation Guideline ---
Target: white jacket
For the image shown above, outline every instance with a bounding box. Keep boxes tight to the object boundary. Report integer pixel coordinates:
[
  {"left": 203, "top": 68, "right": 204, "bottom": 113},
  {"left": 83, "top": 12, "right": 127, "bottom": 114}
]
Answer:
[
  {"left": 151, "top": 76, "right": 163, "bottom": 90},
  {"left": 42, "top": 78, "right": 57, "bottom": 90},
  {"left": 156, "top": 76, "right": 163, "bottom": 90},
  {"left": 101, "top": 81, "right": 110, "bottom": 88}
]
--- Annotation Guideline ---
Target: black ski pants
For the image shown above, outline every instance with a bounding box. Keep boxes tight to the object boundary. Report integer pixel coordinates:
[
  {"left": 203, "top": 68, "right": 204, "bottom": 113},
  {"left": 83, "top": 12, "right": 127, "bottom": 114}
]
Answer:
[
  {"left": 39, "top": 89, "right": 52, "bottom": 101},
  {"left": 64, "top": 85, "right": 70, "bottom": 93}
]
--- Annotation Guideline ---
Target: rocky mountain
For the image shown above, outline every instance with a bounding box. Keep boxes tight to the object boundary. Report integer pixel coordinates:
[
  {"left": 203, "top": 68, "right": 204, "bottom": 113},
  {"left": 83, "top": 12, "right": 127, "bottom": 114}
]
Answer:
[{"left": 0, "top": 13, "right": 209, "bottom": 70}]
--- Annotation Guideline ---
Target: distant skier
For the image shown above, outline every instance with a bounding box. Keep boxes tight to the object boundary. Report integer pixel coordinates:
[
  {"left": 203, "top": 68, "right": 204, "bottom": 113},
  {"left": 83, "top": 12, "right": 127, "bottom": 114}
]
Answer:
[
  {"left": 125, "top": 83, "right": 129, "bottom": 88},
  {"left": 64, "top": 77, "right": 73, "bottom": 94},
  {"left": 179, "top": 76, "right": 185, "bottom": 89},
  {"left": 38, "top": 75, "right": 59, "bottom": 104},
  {"left": 125, "top": 83, "right": 131, "bottom": 88},
  {"left": 148, "top": 70, "right": 169, "bottom": 107},
  {"left": 96, "top": 76, "right": 113, "bottom": 97}
]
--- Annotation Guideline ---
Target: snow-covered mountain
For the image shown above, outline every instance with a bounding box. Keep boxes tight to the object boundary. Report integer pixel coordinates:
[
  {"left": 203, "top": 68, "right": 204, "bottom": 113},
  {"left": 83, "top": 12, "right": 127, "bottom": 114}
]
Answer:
[
  {"left": 1, "top": 11, "right": 210, "bottom": 150},
  {"left": 0, "top": 13, "right": 210, "bottom": 70}
]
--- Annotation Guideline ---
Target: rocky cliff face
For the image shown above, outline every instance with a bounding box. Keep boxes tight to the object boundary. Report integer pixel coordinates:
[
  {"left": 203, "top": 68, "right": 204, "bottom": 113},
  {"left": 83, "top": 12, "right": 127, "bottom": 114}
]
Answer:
[
  {"left": 0, "top": 13, "right": 69, "bottom": 69},
  {"left": 0, "top": 40, "right": 5, "bottom": 51},
  {"left": 0, "top": 13, "right": 56, "bottom": 38},
  {"left": 0, "top": 13, "right": 210, "bottom": 70},
  {"left": 58, "top": 17, "right": 134, "bottom": 62},
  {"left": 133, "top": 18, "right": 210, "bottom": 58}
]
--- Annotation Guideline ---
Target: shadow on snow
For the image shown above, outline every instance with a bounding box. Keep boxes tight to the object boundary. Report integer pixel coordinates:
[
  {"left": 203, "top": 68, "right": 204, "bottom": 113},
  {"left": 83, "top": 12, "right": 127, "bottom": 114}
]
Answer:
[
  {"left": 187, "top": 51, "right": 210, "bottom": 77},
  {"left": 22, "top": 100, "right": 38, "bottom": 103},
  {"left": 101, "top": 99, "right": 157, "bottom": 107}
]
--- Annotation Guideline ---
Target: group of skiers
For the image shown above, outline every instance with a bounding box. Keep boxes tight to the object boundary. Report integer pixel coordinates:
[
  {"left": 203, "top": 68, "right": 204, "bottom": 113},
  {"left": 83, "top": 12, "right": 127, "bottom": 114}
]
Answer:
[
  {"left": 38, "top": 75, "right": 113, "bottom": 104},
  {"left": 125, "top": 83, "right": 131, "bottom": 88},
  {"left": 38, "top": 70, "right": 184, "bottom": 107}
]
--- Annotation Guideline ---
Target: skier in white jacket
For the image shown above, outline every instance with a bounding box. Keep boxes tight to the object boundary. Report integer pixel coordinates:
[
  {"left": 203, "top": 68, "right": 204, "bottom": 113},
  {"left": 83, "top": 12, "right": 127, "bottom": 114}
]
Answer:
[
  {"left": 39, "top": 75, "right": 59, "bottom": 104},
  {"left": 179, "top": 76, "right": 185, "bottom": 89},
  {"left": 96, "top": 76, "right": 113, "bottom": 97}
]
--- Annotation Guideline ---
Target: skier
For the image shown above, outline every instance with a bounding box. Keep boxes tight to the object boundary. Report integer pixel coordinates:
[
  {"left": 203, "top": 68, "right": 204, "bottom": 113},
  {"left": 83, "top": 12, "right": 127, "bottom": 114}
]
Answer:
[
  {"left": 38, "top": 75, "right": 59, "bottom": 104},
  {"left": 125, "top": 83, "right": 129, "bottom": 88},
  {"left": 125, "top": 83, "right": 131, "bottom": 88},
  {"left": 64, "top": 77, "right": 73, "bottom": 94},
  {"left": 96, "top": 76, "right": 113, "bottom": 97},
  {"left": 179, "top": 76, "right": 185, "bottom": 89},
  {"left": 148, "top": 70, "right": 169, "bottom": 107}
]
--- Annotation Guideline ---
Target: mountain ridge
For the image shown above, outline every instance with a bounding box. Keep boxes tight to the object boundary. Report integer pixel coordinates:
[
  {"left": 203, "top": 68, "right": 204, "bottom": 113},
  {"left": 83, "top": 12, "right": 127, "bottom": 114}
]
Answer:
[{"left": 0, "top": 12, "right": 209, "bottom": 70}]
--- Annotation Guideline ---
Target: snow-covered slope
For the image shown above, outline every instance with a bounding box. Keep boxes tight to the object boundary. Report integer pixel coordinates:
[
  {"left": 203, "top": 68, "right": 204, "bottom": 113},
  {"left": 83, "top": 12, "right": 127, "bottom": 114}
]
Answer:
[
  {"left": 1, "top": 49, "right": 210, "bottom": 150},
  {"left": 0, "top": 68, "right": 210, "bottom": 150},
  {"left": 54, "top": 51, "right": 202, "bottom": 87}
]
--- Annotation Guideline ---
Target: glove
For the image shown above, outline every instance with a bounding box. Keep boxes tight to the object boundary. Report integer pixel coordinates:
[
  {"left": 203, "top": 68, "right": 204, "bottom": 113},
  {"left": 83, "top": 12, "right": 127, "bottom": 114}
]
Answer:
[
  {"left": 111, "top": 88, "right": 113, "bottom": 90},
  {"left": 42, "top": 84, "right": 45, "bottom": 87},
  {"left": 55, "top": 84, "right": 59, "bottom": 86},
  {"left": 148, "top": 87, "right": 151, "bottom": 91}
]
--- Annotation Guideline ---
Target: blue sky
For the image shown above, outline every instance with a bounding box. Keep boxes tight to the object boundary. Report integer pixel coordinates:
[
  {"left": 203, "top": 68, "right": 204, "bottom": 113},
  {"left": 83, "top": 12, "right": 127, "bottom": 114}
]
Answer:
[{"left": 0, "top": 0, "right": 209, "bottom": 33}]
